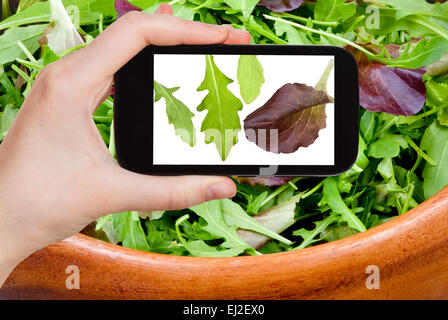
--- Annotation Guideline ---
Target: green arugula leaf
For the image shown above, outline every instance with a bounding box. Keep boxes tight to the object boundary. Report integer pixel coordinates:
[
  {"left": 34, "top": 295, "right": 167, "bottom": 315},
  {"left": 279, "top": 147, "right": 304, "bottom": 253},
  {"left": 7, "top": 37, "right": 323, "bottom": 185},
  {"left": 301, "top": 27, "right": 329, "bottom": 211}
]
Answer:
[
  {"left": 17, "top": 0, "right": 41, "bottom": 12},
  {"left": 323, "top": 178, "right": 367, "bottom": 232},
  {"left": 368, "top": 134, "right": 408, "bottom": 159},
  {"left": 293, "top": 213, "right": 338, "bottom": 249},
  {"left": 145, "top": 218, "right": 186, "bottom": 255},
  {"left": 91, "top": 0, "right": 118, "bottom": 18},
  {"left": 113, "top": 211, "right": 150, "bottom": 251},
  {"left": 41, "top": 45, "right": 60, "bottom": 66},
  {"left": 0, "top": 72, "right": 22, "bottom": 106},
  {"left": 171, "top": 2, "right": 197, "bottom": 20},
  {"left": 274, "top": 19, "right": 312, "bottom": 44},
  {"left": 421, "top": 120, "right": 448, "bottom": 199},
  {"left": 426, "top": 76, "right": 448, "bottom": 126},
  {"left": 246, "top": 191, "right": 268, "bottom": 214},
  {"left": 0, "top": 24, "right": 47, "bottom": 65},
  {"left": 237, "top": 55, "right": 264, "bottom": 104},
  {"left": 258, "top": 241, "right": 293, "bottom": 254},
  {"left": 314, "top": 0, "right": 356, "bottom": 23},
  {"left": 367, "top": 0, "right": 448, "bottom": 39},
  {"left": 221, "top": 198, "right": 293, "bottom": 245},
  {"left": 361, "top": 7, "right": 428, "bottom": 37},
  {"left": 377, "top": 157, "right": 395, "bottom": 180},
  {"left": 247, "top": 16, "right": 288, "bottom": 44},
  {"left": 238, "top": 194, "right": 300, "bottom": 249},
  {"left": 142, "top": 1, "right": 197, "bottom": 20},
  {"left": 360, "top": 111, "right": 377, "bottom": 143},
  {"left": 181, "top": 238, "right": 245, "bottom": 257},
  {"left": 0, "top": 104, "right": 18, "bottom": 140},
  {"left": 394, "top": 165, "right": 425, "bottom": 203},
  {"left": 319, "top": 223, "right": 359, "bottom": 242},
  {"left": 0, "top": 0, "right": 51, "bottom": 30},
  {"left": 371, "top": 0, "right": 448, "bottom": 22},
  {"left": 154, "top": 80, "right": 196, "bottom": 146},
  {"left": 95, "top": 214, "right": 118, "bottom": 243},
  {"left": 189, "top": 200, "right": 253, "bottom": 253},
  {"left": 0, "top": 0, "right": 108, "bottom": 31},
  {"left": 197, "top": 55, "right": 243, "bottom": 160},
  {"left": 224, "top": 0, "right": 259, "bottom": 21},
  {"left": 386, "top": 36, "right": 448, "bottom": 69},
  {"left": 338, "top": 136, "right": 369, "bottom": 192},
  {"left": 175, "top": 215, "right": 246, "bottom": 257}
]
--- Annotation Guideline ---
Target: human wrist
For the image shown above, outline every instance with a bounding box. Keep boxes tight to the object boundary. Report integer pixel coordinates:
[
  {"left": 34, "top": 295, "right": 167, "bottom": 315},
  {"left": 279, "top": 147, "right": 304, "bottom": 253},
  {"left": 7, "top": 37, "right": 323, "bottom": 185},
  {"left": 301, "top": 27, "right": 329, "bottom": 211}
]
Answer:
[{"left": 0, "top": 199, "right": 45, "bottom": 287}]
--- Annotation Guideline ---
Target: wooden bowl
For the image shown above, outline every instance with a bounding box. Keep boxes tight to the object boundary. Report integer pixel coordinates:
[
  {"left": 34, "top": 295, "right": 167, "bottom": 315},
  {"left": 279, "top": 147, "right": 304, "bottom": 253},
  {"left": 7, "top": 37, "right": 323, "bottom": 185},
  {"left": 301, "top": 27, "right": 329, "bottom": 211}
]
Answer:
[{"left": 1, "top": 187, "right": 448, "bottom": 300}]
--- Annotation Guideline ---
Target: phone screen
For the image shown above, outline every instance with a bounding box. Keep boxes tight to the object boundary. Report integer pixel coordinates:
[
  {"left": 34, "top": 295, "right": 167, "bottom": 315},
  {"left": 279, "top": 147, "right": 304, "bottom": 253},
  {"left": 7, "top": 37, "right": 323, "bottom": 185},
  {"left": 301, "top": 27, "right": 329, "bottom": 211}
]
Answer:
[{"left": 153, "top": 54, "right": 335, "bottom": 166}]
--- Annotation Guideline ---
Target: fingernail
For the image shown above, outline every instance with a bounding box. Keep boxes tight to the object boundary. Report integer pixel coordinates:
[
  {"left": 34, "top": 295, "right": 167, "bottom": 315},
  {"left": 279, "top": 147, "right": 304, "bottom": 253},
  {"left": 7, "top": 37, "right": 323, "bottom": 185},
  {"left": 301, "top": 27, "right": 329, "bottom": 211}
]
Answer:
[{"left": 206, "top": 183, "right": 235, "bottom": 201}]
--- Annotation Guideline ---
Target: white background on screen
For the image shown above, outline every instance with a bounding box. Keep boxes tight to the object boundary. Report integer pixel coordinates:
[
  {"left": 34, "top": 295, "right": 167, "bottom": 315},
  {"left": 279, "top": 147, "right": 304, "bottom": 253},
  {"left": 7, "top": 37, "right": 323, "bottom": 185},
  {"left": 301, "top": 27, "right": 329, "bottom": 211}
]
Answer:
[{"left": 153, "top": 54, "right": 334, "bottom": 165}]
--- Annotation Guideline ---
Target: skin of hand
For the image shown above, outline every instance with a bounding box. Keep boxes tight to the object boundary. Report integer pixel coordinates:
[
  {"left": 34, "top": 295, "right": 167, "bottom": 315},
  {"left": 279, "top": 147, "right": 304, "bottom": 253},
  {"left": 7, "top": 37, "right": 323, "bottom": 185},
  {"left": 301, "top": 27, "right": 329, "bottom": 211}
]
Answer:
[{"left": 0, "top": 4, "right": 251, "bottom": 286}]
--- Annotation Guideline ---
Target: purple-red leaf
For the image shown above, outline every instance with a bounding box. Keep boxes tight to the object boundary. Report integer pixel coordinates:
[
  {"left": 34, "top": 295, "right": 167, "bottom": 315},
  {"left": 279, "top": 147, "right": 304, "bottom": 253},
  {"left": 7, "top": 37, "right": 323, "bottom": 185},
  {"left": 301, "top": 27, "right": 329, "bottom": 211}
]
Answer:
[
  {"left": 346, "top": 45, "right": 426, "bottom": 116},
  {"left": 244, "top": 83, "right": 333, "bottom": 153},
  {"left": 258, "top": 0, "right": 304, "bottom": 12},
  {"left": 236, "top": 176, "right": 294, "bottom": 186},
  {"left": 115, "top": 0, "right": 141, "bottom": 18}
]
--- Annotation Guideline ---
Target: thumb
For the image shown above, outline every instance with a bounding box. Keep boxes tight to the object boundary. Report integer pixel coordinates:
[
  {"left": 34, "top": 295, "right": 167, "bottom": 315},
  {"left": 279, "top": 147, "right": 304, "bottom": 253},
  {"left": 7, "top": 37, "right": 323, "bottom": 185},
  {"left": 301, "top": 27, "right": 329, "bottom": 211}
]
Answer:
[{"left": 103, "top": 168, "right": 237, "bottom": 213}]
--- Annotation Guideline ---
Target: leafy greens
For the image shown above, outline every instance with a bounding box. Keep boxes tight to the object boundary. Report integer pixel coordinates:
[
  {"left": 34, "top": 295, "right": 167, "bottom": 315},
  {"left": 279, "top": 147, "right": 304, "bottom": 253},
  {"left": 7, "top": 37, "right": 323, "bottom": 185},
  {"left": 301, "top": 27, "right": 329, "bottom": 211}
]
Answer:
[{"left": 1, "top": 0, "right": 447, "bottom": 257}]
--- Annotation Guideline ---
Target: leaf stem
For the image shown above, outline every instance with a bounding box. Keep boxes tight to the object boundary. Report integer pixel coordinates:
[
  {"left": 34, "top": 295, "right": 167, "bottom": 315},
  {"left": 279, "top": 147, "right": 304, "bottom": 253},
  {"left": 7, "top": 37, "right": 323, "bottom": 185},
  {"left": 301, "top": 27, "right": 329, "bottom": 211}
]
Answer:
[
  {"left": 16, "top": 58, "right": 42, "bottom": 70},
  {"left": 404, "top": 136, "right": 437, "bottom": 166},
  {"left": 409, "top": 153, "right": 422, "bottom": 183},
  {"left": 295, "top": 213, "right": 337, "bottom": 249},
  {"left": 59, "top": 43, "right": 86, "bottom": 57},
  {"left": 345, "top": 14, "right": 365, "bottom": 33},
  {"left": 98, "top": 13, "right": 104, "bottom": 33},
  {"left": 11, "top": 64, "right": 30, "bottom": 82},
  {"left": 373, "top": 117, "right": 398, "bottom": 140},
  {"left": 16, "top": 40, "right": 37, "bottom": 62},
  {"left": 398, "top": 101, "right": 448, "bottom": 125},
  {"left": 400, "top": 183, "right": 415, "bottom": 215},
  {"left": 109, "top": 121, "right": 115, "bottom": 157},
  {"left": 302, "top": 180, "right": 324, "bottom": 199},
  {"left": 102, "top": 97, "right": 114, "bottom": 109},
  {"left": 271, "top": 12, "right": 338, "bottom": 27},
  {"left": 174, "top": 214, "right": 190, "bottom": 245},
  {"left": 1, "top": 0, "right": 11, "bottom": 21},
  {"left": 192, "top": 0, "right": 215, "bottom": 10},
  {"left": 259, "top": 177, "right": 302, "bottom": 208},
  {"left": 264, "top": 15, "right": 381, "bottom": 60},
  {"left": 412, "top": 15, "right": 448, "bottom": 40}
]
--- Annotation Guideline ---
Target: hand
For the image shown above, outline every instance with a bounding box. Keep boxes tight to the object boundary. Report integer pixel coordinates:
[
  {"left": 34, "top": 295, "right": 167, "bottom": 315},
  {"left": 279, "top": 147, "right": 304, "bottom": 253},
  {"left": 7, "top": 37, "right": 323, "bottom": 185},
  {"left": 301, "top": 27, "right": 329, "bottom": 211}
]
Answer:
[{"left": 0, "top": 4, "right": 250, "bottom": 285}]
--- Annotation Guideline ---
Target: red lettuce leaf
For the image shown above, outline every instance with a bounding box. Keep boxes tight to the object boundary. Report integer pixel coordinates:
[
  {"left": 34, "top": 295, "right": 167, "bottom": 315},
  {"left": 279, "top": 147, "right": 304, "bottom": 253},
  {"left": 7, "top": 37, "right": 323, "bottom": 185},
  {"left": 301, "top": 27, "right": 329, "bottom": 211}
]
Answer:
[
  {"left": 244, "top": 83, "right": 333, "bottom": 153},
  {"left": 115, "top": 0, "right": 141, "bottom": 18},
  {"left": 258, "top": 0, "right": 304, "bottom": 12},
  {"left": 346, "top": 45, "right": 426, "bottom": 116},
  {"left": 236, "top": 176, "right": 294, "bottom": 186}
]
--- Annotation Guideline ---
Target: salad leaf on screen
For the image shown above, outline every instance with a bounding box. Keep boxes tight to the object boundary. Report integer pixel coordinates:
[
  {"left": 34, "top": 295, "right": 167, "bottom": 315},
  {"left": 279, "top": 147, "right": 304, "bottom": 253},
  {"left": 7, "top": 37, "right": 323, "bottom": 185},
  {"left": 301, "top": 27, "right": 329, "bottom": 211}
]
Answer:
[{"left": 197, "top": 55, "right": 243, "bottom": 161}]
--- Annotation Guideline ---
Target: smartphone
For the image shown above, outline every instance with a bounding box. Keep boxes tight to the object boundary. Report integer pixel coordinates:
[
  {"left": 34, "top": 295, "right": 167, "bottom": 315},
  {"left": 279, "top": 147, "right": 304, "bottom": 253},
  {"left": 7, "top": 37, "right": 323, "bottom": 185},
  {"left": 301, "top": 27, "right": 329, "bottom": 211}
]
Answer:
[{"left": 114, "top": 45, "right": 359, "bottom": 176}]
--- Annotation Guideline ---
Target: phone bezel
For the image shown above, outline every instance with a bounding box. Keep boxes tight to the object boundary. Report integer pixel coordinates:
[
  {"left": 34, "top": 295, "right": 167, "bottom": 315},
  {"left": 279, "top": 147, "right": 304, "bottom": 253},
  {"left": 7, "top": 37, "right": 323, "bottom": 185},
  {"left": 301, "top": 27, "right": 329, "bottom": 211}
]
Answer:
[{"left": 114, "top": 45, "right": 359, "bottom": 176}]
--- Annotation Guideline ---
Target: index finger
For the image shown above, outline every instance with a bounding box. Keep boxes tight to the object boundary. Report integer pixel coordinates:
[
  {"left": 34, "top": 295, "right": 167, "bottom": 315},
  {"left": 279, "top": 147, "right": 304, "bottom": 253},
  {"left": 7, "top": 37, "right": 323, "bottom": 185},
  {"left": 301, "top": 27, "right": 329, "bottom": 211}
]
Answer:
[{"left": 66, "top": 12, "right": 251, "bottom": 84}]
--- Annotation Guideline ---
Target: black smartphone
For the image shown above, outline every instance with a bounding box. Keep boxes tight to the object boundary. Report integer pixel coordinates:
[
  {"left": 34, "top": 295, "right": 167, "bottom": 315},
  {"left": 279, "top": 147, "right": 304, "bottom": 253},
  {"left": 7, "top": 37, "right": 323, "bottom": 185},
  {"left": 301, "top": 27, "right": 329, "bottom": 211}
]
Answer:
[{"left": 114, "top": 45, "right": 359, "bottom": 176}]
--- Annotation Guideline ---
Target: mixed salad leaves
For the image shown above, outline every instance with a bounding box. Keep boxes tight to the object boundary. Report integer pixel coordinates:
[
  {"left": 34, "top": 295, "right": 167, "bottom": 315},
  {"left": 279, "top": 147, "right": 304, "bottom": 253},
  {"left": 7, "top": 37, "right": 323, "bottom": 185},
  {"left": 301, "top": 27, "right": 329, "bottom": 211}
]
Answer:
[{"left": 0, "top": 0, "right": 447, "bottom": 257}]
